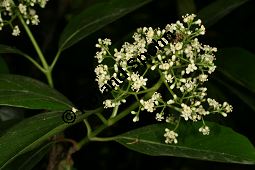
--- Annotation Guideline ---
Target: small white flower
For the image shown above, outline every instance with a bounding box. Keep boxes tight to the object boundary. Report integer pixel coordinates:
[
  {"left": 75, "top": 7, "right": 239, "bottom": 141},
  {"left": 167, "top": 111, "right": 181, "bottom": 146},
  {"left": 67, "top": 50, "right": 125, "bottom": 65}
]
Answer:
[
  {"left": 167, "top": 99, "right": 174, "bottom": 105},
  {"left": 159, "top": 63, "right": 170, "bottom": 70},
  {"left": 29, "top": 1, "right": 36, "bottom": 7},
  {"left": 196, "top": 105, "right": 209, "bottom": 116},
  {"left": 207, "top": 98, "right": 221, "bottom": 110},
  {"left": 180, "top": 79, "right": 195, "bottom": 92},
  {"left": 95, "top": 51, "right": 105, "bottom": 63},
  {"left": 102, "top": 38, "right": 112, "bottom": 46},
  {"left": 165, "top": 116, "right": 175, "bottom": 123},
  {"left": 151, "top": 65, "right": 157, "bottom": 70},
  {"left": 103, "top": 99, "right": 117, "bottom": 108},
  {"left": 194, "top": 19, "right": 202, "bottom": 25},
  {"left": 128, "top": 73, "right": 148, "bottom": 92},
  {"left": 208, "top": 65, "right": 216, "bottom": 74},
  {"left": 1, "top": 0, "right": 12, "bottom": 11},
  {"left": 133, "top": 115, "right": 139, "bottom": 122},
  {"left": 31, "top": 14, "right": 40, "bottom": 25},
  {"left": 131, "top": 111, "right": 136, "bottom": 114},
  {"left": 202, "top": 53, "right": 215, "bottom": 63},
  {"left": 164, "top": 73, "right": 173, "bottom": 83},
  {"left": 0, "top": 24, "right": 3, "bottom": 31},
  {"left": 12, "top": 25, "right": 20, "bottom": 36},
  {"left": 140, "top": 92, "right": 161, "bottom": 112},
  {"left": 146, "top": 27, "right": 154, "bottom": 38},
  {"left": 175, "top": 42, "right": 183, "bottom": 50},
  {"left": 186, "top": 63, "right": 197, "bottom": 74},
  {"left": 191, "top": 38, "right": 201, "bottom": 49},
  {"left": 157, "top": 29, "right": 162, "bottom": 36},
  {"left": 38, "top": 0, "right": 49, "bottom": 8},
  {"left": 199, "top": 125, "right": 210, "bottom": 135},
  {"left": 155, "top": 113, "right": 164, "bottom": 121},
  {"left": 194, "top": 101, "right": 201, "bottom": 106},
  {"left": 199, "top": 25, "right": 205, "bottom": 35},
  {"left": 170, "top": 83, "right": 175, "bottom": 90},
  {"left": 140, "top": 99, "right": 155, "bottom": 112},
  {"left": 164, "top": 128, "right": 178, "bottom": 144},
  {"left": 181, "top": 103, "right": 192, "bottom": 121},
  {"left": 151, "top": 92, "right": 162, "bottom": 101},
  {"left": 223, "top": 102, "right": 233, "bottom": 113},
  {"left": 72, "top": 107, "right": 78, "bottom": 113},
  {"left": 18, "top": 3, "right": 27, "bottom": 15},
  {"left": 183, "top": 13, "right": 196, "bottom": 23},
  {"left": 198, "top": 74, "right": 208, "bottom": 82},
  {"left": 221, "top": 112, "right": 227, "bottom": 117},
  {"left": 131, "top": 111, "right": 140, "bottom": 122}
]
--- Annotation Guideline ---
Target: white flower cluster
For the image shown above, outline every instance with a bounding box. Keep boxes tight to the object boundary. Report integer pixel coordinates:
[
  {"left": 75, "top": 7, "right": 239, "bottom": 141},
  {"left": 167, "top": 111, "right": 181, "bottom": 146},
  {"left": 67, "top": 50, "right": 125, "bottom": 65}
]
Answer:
[
  {"left": 0, "top": 0, "right": 49, "bottom": 36},
  {"left": 94, "top": 14, "right": 233, "bottom": 144}
]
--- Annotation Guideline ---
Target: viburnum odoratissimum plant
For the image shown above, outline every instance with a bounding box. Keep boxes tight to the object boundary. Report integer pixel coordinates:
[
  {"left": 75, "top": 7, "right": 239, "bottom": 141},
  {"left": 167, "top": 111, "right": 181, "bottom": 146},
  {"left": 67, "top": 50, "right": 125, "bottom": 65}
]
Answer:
[{"left": 94, "top": 14, "right": 233, "bottom": 144}]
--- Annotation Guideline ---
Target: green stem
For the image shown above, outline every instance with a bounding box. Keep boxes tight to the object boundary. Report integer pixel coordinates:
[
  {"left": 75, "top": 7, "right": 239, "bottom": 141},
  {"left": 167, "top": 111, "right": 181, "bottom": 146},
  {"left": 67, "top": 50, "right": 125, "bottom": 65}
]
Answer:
[
  {"left": 81, "top": 107, "right": 104, "bottom": 118},
  {"left": 50, "top": 49, "right": 61, "bottom": 70},
  {"left": 17, "top": 13, "right": 53, "bottom": 87},
  {"left": 108, "top": 78, "right": 163, "bottom": 125},
  {"left": 89, "top": 135, "right": 117, "bottom": 142},
  {"left": 174, "top": 117, "right": 181, "bottom": 131},
  {"left": 95, "top": 112, "right": 108, "bottom": 125},
  {"left": 21, "top": 53, "right": 46, "bottom": 73},
  {"left": 110, "top": 104, "right": 119, "bottom": 118},
  {"left": 77, "top": 124, "right": 107, "bottom": 149},
  {"left": 17, "top": 15, "right": 47, "bottom": 68},
  {"left": 77, "top": 78, "right": 163, "bottom": 149},
  {"left": 83, "top": 119, "right": 92, "bottom": 136},
  {"left": 159, "top": 70, "right": 175, "bottom": 97},
  {"left": 108, "top": 101, "right": 140, "bottom": 126}
]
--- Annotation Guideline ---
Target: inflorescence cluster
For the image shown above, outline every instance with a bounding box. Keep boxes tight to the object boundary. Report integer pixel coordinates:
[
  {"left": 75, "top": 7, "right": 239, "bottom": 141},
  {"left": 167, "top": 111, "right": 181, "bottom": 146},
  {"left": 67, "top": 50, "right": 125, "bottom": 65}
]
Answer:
[
  {"left": 94, "top": 14, "right": 233, "bottom": 144},
  {"left": 0, "top": 0, "right": 49, "bottom": 36}
]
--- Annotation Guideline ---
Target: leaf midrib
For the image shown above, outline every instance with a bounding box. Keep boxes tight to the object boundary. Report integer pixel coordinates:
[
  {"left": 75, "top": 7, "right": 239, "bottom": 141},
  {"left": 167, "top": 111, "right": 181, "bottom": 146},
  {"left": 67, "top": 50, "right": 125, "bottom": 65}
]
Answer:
[
  {"left": 0, "top": 89, "right": 72, "bottom": 108},
  {"left": 60, "top": 8, "right": 125, "bottom": 49},
  {"left": 117, "top": 136, "right": 253, "bottom": 163}
]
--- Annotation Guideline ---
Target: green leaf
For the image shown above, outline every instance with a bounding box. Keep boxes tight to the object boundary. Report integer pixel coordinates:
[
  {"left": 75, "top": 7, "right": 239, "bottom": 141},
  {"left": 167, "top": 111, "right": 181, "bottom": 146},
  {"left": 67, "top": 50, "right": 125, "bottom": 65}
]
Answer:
[
  {"left": 0, "top": 119, "right": 23, "bottom": 136},
  {"left": 2, "top": 143, "right": 52, "bottom": 170},
  {"left": 0, "top": 110, "right": 91, "bottom": 169},
  {"left": 0, "top": 111, "right": 63, "bottom": 168},
  {"left": 0, "top": 44, "right": 28, "bottom": 56},
  {"left": 197, "top": 0, "right": 249, "bottom": 27},
  {"left": 215, "top": 76, "right": 255, "bottom": 112},
  {"left": 19, "top": 144, "right": 51, "bottom": 170},
  {"left": 216, "top": 47, "right": 255, "bottom": 93},
  {"left": 115, "top": 122, "right": 255, "bottom": 164},
  {"left": 0, "top": 45, "right": 45, "bottom": 72},
  {"left": 0, "top": 56, "right": 9, "bottom": 74},
  {"left": 0, "top": 74, "right": 72, "bottom": 110},
  {"left": 59, "top": 0, "right": 151, "bottom": 50}
]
